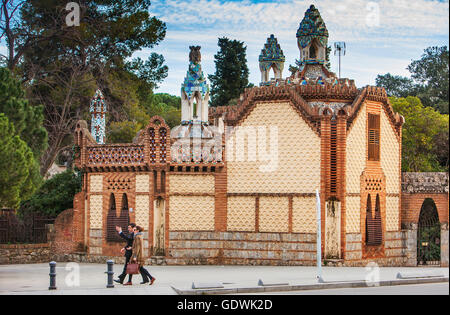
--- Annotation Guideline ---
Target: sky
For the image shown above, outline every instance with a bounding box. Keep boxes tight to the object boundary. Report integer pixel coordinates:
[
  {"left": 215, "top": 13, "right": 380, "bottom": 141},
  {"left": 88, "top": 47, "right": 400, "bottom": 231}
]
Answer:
[
  {"left": 1, "top": 0, "right": 448, "bottom": 97},
  {"left": 142, "top": 0, "right": 449, "bottom": 96}
]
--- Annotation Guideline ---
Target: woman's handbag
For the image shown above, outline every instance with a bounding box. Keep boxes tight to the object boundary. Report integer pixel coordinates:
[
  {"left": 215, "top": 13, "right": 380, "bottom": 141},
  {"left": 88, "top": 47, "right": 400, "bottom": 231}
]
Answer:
[{"left": 126, "top": 263, "right": 140, "bottom": 275}]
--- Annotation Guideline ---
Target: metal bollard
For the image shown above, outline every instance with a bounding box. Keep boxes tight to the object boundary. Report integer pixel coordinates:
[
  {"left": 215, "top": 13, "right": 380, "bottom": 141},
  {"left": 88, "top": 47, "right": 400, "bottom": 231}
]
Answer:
[
  {"left": 49, "top": 261, "right": 57, "bottom": 290},
  {"left": 106, "top": 260, "right": 114, "bottom": 288}
]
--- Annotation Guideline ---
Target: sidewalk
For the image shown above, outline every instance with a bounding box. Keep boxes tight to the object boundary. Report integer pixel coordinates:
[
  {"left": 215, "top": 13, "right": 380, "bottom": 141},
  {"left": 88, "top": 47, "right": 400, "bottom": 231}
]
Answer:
[{"left": 0, "top": 263, "right": 448, "bottom": 295}]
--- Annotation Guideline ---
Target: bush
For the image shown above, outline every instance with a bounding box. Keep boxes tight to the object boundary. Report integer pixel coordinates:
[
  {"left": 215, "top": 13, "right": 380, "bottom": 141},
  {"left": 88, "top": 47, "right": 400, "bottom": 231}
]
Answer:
[{"left": 18, "top": 169, "right": 82, "bottom": 218}]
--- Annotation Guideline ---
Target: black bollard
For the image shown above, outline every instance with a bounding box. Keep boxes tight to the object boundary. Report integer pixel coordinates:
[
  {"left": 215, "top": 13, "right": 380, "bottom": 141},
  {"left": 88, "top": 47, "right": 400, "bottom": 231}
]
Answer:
[
  {"left": 49, "top": 261, "right": 57, "bottom": 290},
  {"left": 106, "top": 260, "right": 114, "bottom": 288}
]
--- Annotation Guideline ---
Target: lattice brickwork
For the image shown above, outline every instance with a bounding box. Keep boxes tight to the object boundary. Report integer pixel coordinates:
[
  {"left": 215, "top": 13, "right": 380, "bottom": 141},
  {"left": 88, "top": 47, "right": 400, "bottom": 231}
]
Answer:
[
  {"left": 346, "top": 196, "right": 361, "bottom": 233},
  {"left": 259, "top": 197, "right": 289, "bottom": 232},
  {"left": 169, "top": 196, "right": 214, "bottom": 231},
  {"left": 386, "top": 196, "right": 399, "bottom": 231},
  {"left": 169, "top": 175, "right": 215, "bottom": 194},
  {"left": 135, "top": 195, "right": 150, "bottom": 228},
  {"left": 227, "top": 102, "right": 320, "bottom": 193},
  {"left": 227, "top": 196, "right": 256, "bottom": 231},
  {"left": 87, "top": 145, "right": 145, "bottom": 165},
  {"left": 346, "top": 103, "right": 366, "bottom": 194},
  {"left": 292, "top": 196, "right": 316, "bottom": 233},
  {"left": 136, "top": 175, "right": 150, "bottom": 193},
  {"left": 89, "top": 195, "right": 103, "bottom": 229},
  {"left": 381, "top": 111, "right": 400, "bottom": 194},
  {"left": 90, "top": 175, "right": 103, "bottom": 192}
]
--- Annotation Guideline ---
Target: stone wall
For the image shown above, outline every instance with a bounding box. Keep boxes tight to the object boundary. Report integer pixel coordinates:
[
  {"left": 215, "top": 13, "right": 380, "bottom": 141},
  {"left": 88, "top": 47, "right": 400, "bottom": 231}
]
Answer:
[
  {"left": 166, "top": 231, "right": 317, "bottom": 266},
  {"left": 0, "top": 244, "right": 52, "bottom": 264}
]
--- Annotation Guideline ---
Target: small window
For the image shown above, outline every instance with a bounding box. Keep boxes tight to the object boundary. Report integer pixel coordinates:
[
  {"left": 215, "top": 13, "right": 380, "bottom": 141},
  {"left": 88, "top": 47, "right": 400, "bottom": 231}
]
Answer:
[{"left": 368, "top": 114, "right": 380, "bottom": 161}]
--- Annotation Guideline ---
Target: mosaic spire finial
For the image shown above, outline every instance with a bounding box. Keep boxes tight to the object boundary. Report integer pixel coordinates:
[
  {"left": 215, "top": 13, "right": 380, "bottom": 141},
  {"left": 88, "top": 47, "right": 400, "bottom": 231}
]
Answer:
[
  {"left": 296, "top": 5, "right": 329, "bottom": 66},
  {"left": 259, "top": 34, "right": 285, "bottom": 83},
  {"left": 90, "top": 89, "right": 107, "bottom": 144},
  {"left": 181, "top": 46, "right": 210, "bottom": 124}
]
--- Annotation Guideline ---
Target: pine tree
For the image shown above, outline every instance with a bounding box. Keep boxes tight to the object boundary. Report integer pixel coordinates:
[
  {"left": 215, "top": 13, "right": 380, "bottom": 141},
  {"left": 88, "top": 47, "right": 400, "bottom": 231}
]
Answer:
[
  {"left": 208, "top": 38, "right": 249, "bottom": 107},
  {"left": 0, "top": 67, "right": 48, "bottom": 159},
  {"left": 0, "top": 114, "right": 36, "bottom": 208}
]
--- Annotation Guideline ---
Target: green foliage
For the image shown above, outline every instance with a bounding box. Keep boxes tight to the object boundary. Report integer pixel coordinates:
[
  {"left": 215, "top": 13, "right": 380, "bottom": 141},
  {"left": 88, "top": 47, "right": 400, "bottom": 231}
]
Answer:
[
  {"left": 0, "top": 67, "right": 48, "bottom": 159},
  {"left": 108, "top": 120, "right": 143, "bottom": 143},
  {"left": 107, "top": 93, "right": 181, "bottom": 143},
  {"left": 209, "top": 37, "right": 249, "bottom": 107},
  {"left": 375, "top": 73, "right": 419, "bottom": 98},
  {"left": 0, "top": 114, "right": 38, "bottom": 208},
  {"left": 418, "top": 225, "right": 441, "bottom": 262},
  {"left": 13, "top": 0, "right": 168, "bottom": 175},
  {"left": 389, "top": 96, "right": 449, "bottom": 172},
  {"left": 377, "top": 46, "right": 449, "bottom": 114},
  {"left": 18, "top": 169, "right": 82, "bottom": 218}
]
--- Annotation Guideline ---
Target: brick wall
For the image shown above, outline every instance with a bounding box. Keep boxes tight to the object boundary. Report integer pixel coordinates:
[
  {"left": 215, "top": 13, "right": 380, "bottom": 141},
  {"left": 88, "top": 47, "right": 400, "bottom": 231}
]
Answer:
[{"left": 401, "top": 193, "right": 449, "bottom": 224}]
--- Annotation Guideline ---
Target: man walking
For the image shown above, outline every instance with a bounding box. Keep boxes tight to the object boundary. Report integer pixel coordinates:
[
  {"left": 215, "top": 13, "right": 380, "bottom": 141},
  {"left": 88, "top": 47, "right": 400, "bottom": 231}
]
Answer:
[{"left": 114, "top": 223, "right": 135, "bottom": 284}]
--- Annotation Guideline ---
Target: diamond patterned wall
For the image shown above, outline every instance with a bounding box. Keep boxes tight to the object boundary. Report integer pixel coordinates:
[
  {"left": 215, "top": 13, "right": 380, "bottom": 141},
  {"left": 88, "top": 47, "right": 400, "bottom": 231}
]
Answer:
[
  {"left": 346, "top": 103, "right": 366, "bottom": 194},
  {"left": 227, "top": 196, "right": 256, "bottom": 231},
  {"left": 292, "top": 196, "right": 317, "bottom": 233},
  {"left": 90, "top": 175, "right": 103, "bottom": 193},
  {"left": 89, "top": 195, "right": 103, "bottom": 229},
  {"left": 227, "top": 102, "right": 321, "bottom": 194},
  {"left": 259, "top": 196, "right": 289, "bottom": 232},
  {"left": 135, "top": 175, "right": 150, "bottom": 193},
  {"left": 169, "top": 175, "right": 215, "bottom": 194},
  {"left": 169, "top": 196, "right": 214, "bottom": 231},
  {"left": 346, "top": 196, "right": 361, "bottom": 233},
  {"left": 386, "top": 196, "right": 399, "bottom": 231},
  {"left": 135, "top": 195, "right": 150, "bottom": 228},
  {"left": 381, "top": 111, "right": 400, "bottom": 194}
]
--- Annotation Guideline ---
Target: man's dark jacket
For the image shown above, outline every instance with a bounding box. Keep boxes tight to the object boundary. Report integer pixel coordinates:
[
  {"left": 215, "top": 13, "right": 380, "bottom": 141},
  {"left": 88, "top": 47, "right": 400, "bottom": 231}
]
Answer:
[{"left": 119, "top": 231, "right": 134, "bottom": 258}]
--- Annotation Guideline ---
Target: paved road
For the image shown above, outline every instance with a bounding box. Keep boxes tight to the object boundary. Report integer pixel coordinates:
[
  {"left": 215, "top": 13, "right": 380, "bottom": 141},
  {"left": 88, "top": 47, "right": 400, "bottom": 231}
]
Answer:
[
  {"left": 0, "top": 263, "right": 448, "bottom": 295},
  {"left": 237, "top": 282, "right": 449, "bottom": 295}
]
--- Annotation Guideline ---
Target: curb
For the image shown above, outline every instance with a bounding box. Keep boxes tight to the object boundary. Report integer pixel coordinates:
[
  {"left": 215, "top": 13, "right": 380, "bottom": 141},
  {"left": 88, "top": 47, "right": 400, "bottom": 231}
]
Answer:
[{"left": 172, "top": 277, "right": 449, "bottom": 295}]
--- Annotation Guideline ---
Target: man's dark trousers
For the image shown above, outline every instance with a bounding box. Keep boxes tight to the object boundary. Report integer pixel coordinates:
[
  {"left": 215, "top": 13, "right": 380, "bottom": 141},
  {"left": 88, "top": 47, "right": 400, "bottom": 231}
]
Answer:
[{"left": 117, "top": 231, "right": 134, "bottom": 283}]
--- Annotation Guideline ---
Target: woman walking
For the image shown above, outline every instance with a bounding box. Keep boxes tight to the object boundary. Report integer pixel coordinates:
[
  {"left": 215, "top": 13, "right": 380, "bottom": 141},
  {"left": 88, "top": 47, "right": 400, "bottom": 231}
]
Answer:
[{"left": 126, "top": 225, "right": 156, "bottom": 285}]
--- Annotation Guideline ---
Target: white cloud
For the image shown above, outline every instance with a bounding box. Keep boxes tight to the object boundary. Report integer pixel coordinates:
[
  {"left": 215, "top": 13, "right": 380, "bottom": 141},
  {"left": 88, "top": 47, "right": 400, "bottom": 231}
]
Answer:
[{"left": 148, "top": 0, "right": 448, "bottom": 95}]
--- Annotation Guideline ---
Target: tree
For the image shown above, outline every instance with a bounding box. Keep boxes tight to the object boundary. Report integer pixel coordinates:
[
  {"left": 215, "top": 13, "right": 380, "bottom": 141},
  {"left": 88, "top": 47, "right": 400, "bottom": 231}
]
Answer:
[
  {"left": 376, "top": 46, "right": 449, "bottom": 114},
  {"left": 390, "top": 96, "right": 448, "bottom": 172},
  {"left": 12, "top": 0, "right": 167, "bottom": 176},
  {"left": 407, "top": 46, "right": 449, "bottom": 114},
  {"left": 0, "top": 113, "right": 37, "bottom": 208},
  {"left": 375, "top": 73, "right": 418, "bottom": 98},
  {"left": 208, "top": 37, "right": 249, "bottom": 107},
  {"left": 0, "top": 67, "right": 47, "bottom": 157},
  {"left": 18, "top": 169, "right": 81, "bottom": 217}
]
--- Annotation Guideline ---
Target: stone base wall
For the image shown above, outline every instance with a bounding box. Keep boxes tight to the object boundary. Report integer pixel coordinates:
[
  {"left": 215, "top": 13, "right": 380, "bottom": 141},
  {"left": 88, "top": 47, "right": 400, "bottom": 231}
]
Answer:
[
  {"left": 0, "top": 244, "right": 52, "bottom": 264},
  {"left": 166, "top": 231, "right": 317, "bottom": 266},
  {"left": 342, "top": 232, "right": 408, "bottom": 267}
]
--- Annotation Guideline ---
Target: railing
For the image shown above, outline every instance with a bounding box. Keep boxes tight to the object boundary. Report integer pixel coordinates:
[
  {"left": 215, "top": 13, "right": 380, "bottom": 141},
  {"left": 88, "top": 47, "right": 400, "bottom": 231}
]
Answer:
[
  {"left": 0, "top": 212, "right": 55, "bottom": 244},
  {"left": 87, "top": 144, "right": 145, "bottom": 166}
]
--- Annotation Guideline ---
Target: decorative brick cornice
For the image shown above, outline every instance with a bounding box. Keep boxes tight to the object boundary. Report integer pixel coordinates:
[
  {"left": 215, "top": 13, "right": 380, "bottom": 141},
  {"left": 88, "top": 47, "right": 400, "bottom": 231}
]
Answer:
[
  {"left": 347, "top": 86, "right": 404, "bottom": 138},
  {"left": 402, "top": 172, "right": 449, "bottom": 194},
  {"left": 209, "top": 82, "right": 360, "bottom": 135}
]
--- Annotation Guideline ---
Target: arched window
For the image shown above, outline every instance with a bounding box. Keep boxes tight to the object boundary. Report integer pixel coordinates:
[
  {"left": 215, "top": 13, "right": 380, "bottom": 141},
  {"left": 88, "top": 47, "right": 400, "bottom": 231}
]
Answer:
[
  {"left": 373, "top": 194, "right": 382, "bottom": 245},
  {"left": 149, "top": 128, "right": 156, "bottom": 163},
  {"left": 106, "top": 193, "right": 130, "bottom": 242},
  {"left": 106, "top": 193, "right": 117, "bottom": 242},
  {"left": 365, "top": 194, "right": 373, "bottom": 245},
  {"left": 309, "top": 45, "right": 316, "bottom": 59},
  {"left": 366, "top": 194, "right": 382, "bottom": 246}
]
